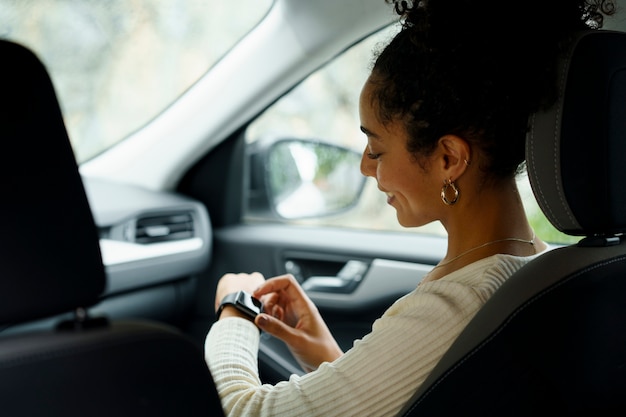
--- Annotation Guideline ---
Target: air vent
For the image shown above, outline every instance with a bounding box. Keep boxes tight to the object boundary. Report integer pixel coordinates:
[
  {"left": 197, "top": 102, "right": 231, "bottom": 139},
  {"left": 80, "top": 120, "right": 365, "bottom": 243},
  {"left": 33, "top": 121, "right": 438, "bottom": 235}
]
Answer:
[{"left": 135, "top": 212, "right": 194, "bottom": 244}]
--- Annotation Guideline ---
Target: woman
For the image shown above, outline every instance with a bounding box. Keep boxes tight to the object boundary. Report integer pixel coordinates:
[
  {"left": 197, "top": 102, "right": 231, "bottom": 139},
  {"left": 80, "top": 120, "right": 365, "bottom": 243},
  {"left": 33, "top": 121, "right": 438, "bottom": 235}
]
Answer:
[{"left": 205, "top": 0, "right": 615, "bottom": 415}]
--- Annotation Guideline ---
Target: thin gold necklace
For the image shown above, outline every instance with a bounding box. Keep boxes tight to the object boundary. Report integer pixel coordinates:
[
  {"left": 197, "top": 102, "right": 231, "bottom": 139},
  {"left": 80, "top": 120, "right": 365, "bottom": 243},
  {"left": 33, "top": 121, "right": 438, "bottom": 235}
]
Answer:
[{"left": 432, "top": 234, "right": 536, "bottom": 270}]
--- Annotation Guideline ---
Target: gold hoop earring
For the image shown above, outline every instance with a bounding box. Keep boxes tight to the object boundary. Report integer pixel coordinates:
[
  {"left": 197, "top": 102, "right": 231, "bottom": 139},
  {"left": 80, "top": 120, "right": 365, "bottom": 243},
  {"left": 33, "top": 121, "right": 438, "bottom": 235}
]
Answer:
[{"left": 441, "top": 178, "right": 460, "bottom": 205}]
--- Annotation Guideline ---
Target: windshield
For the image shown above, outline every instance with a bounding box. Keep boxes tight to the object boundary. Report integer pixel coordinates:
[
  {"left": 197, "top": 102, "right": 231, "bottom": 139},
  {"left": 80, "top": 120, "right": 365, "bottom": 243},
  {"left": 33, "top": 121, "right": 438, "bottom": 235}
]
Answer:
[{"left": 0, "top": 0, "right": 273, "bottom": 163}]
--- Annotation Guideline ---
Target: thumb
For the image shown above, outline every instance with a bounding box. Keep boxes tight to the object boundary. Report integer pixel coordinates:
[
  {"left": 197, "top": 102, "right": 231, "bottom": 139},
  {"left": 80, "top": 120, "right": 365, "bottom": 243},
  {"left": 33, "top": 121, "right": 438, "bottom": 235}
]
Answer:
[{"left": 256, "top": 313, "right": 297, "bottom": 343}]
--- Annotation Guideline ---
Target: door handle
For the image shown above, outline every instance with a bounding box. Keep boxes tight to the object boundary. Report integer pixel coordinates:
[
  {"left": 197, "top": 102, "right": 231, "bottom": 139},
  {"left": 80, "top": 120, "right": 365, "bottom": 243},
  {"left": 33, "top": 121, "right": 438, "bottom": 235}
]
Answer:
[{"left": 301, "top": 260, "right": 369, "bottom": 293}]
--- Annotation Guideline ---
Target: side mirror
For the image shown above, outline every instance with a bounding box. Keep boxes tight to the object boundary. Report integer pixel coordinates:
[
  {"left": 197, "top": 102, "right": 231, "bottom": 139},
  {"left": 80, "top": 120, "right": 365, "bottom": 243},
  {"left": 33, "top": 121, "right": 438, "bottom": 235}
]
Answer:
[{"left": 248, "top": 138, "right": 366, "bottom": 219}]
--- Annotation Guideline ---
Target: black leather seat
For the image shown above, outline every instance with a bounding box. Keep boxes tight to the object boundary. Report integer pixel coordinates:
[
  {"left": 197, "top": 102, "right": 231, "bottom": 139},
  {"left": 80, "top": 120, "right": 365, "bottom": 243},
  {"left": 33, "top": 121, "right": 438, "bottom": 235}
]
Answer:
[
  {"left": 0, "top": 40, "right": 225, "bottom": 417},
  {"left": 399, "top": 30, "right": 626, "bottom": 416}
]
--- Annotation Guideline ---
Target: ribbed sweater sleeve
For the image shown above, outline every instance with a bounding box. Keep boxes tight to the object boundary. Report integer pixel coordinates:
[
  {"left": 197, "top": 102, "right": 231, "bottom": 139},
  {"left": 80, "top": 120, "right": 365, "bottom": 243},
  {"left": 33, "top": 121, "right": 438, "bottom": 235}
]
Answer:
[{"left": 205, "top": 253, "right": 540, "bottom": 416}]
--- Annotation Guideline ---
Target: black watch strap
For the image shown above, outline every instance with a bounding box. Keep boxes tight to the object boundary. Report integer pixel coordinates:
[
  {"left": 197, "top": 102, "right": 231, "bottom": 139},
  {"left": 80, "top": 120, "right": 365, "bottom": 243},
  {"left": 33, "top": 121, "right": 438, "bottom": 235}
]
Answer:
[{"left": 216, "top": 290, "right": 263, "bottom": 321}]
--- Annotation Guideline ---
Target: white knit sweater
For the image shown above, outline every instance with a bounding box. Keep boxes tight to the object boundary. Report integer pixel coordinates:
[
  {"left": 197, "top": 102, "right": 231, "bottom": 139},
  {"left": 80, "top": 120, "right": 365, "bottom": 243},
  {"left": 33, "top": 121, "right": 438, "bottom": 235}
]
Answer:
[{"left": 205, "top": 253, "right": 542, "bottom": 416}]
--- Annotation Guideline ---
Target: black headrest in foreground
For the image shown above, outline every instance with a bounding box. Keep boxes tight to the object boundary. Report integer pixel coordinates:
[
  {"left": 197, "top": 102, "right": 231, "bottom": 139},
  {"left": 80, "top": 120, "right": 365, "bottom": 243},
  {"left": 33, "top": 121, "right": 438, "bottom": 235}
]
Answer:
[
  {"left": 0, "top": 40, "right": 105, "bottom": 325},
  {"left": 527, "top": 30, "right": 626, "bottom": 237}
]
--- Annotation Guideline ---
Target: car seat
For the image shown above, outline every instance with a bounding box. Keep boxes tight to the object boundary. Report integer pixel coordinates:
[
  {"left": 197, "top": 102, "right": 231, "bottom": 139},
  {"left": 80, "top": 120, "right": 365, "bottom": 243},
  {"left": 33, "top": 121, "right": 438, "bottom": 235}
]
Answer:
[
  {"left": 398, "top": 30, "right": 626, "bottom": 416},
  {"left": 0, "top": 39, "right": 225, "bottom": 417}
]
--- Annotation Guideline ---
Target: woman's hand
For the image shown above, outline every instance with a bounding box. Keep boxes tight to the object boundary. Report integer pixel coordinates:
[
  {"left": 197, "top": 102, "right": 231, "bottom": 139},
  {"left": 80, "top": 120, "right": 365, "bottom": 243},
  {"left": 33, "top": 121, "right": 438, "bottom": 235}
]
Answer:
[{"left": 253, "top": 274, "right": 343, "bottom": 372}]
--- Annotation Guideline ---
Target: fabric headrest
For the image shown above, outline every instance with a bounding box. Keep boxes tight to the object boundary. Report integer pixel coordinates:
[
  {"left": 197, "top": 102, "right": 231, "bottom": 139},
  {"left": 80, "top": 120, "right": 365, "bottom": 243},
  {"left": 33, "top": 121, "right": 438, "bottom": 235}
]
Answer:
[
  {"left": 527, "top": 30, "right": 626, "bottom": 237},
  {"left": 0, "top": 40, "right": 105, "bottom": 325}
]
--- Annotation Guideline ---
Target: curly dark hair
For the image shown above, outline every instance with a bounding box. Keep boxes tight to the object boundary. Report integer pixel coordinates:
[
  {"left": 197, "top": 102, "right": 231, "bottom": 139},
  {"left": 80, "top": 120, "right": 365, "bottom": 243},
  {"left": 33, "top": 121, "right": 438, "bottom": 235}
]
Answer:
[{"left": 371, "top": 0, "right": 616, "bottom": 179}]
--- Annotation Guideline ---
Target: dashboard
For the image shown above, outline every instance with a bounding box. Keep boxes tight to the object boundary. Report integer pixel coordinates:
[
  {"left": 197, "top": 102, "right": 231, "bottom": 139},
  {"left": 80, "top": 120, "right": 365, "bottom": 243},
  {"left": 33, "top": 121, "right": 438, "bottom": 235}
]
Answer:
[{"left": 84, "top": 178, "right": 211, "bottom": 296}]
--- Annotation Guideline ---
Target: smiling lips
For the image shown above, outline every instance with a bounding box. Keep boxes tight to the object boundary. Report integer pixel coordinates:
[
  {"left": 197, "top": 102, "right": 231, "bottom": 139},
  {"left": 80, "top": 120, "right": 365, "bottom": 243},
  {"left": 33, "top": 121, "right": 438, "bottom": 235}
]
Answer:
[{"left": 378, "top": 187, "right": 395, "bottom": 205}]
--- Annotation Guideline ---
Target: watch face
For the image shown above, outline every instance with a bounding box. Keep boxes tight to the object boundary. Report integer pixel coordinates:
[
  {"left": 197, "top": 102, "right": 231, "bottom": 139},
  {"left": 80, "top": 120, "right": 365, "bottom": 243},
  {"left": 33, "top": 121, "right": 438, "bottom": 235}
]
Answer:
[{"left": 236, "top": 291, "right": 263, "bottom": 318}]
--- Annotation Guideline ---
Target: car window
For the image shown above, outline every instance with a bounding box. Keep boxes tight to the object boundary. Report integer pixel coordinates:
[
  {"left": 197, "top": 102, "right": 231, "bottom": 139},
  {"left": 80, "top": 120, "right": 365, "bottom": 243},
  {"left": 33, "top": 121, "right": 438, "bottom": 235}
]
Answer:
[
  {"left": 246, "top": 25, "right": 578, "bottom": 245},
  {"left": 0, "top": 0, "right": 273, "bottom": 163}
]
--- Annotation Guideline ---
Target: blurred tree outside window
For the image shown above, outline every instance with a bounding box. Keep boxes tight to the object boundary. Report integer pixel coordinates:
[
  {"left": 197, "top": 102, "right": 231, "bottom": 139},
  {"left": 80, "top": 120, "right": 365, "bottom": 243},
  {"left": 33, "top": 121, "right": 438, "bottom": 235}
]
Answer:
[{"left": 0, "top": 0, "right": 272, "bottom": 162}]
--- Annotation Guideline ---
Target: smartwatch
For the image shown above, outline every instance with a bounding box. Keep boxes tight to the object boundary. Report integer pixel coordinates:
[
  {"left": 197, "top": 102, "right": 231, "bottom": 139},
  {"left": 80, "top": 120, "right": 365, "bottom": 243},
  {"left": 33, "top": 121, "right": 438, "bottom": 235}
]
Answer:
[{"left": 216, "top": 290, "right": 263, "bottom": 321}]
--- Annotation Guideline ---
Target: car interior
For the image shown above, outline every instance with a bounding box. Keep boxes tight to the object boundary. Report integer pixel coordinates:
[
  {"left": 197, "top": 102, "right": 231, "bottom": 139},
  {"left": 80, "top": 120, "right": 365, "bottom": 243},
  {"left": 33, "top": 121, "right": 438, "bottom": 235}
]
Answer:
[
  {"left": 0, "top": 39, "right": 225, "bottom": 417},
  {"left": 1, "top": 1, "right": 625, "bottom": 416}
]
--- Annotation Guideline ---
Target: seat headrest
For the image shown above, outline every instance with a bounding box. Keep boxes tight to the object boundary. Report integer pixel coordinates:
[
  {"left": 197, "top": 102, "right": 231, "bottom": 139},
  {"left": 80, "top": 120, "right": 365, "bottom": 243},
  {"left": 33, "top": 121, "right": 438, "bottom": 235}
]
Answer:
[
  {"left": 0, "top": 40, "right": 105, "bottom": 325},
  {"left": 527, "top": 30, "right": 626, "bottom": 237}
]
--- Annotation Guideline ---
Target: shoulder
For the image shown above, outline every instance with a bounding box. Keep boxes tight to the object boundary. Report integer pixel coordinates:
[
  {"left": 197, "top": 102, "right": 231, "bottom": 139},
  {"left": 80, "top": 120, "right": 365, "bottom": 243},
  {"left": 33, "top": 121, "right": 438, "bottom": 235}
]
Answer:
[{"left": 430, "top": 251, "right": 545, "bottom": 302}]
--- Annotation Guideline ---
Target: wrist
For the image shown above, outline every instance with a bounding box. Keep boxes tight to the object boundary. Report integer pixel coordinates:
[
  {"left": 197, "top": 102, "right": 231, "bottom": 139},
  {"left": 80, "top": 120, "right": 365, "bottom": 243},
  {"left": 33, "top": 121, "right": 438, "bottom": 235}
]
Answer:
[{"left": 217, "top": 305, "right": 255, "bottom": 322}]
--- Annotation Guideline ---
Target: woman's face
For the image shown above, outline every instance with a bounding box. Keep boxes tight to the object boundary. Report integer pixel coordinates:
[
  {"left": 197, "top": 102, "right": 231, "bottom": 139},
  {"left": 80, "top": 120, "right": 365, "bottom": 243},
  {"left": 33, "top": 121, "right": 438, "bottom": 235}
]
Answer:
[{"left": 359, "top": 79, "right": 442, "bottom": 228}]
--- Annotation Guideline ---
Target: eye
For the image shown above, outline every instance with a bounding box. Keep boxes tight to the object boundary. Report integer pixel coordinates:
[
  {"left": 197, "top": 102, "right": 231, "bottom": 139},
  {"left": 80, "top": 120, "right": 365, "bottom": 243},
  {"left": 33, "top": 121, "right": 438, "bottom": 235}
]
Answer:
[{"left": 367, "top": 152, "right": 381, "bottom": 160}]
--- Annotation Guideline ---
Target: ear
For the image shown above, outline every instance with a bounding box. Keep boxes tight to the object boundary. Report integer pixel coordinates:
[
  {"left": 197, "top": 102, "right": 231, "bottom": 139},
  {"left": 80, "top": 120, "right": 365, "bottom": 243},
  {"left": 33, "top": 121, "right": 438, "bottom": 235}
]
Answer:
[{"left": 437, "top": 135, "right": 471, "bottom": 180}]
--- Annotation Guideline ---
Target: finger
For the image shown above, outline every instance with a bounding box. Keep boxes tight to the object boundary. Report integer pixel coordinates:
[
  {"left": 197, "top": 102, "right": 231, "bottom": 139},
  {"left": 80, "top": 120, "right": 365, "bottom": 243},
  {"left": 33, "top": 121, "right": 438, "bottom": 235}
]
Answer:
[
  {"left": 256, "top": 275, "right": 317, "bottom": 323},
  {"left": 258, "top": 291, "right": 279, "bottom": 307},
  {"left": 255, "top": 313, "right": 299, "bottom": 344},
  {"left": 270, "top": 304, "right": 284, "bottom": 321},
  {"left": 253, "top": 274, "right": 292, "bottom": 296},
  {"left": 254, "top": 274, "right": 305, "bottom": 299}
]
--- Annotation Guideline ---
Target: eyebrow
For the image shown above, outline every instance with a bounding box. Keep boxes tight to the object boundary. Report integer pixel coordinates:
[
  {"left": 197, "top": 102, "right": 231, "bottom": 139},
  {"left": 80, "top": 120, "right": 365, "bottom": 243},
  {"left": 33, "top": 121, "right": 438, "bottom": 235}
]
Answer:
[{"left": 360, "top": 125, "right": 380, "bottom": 139}]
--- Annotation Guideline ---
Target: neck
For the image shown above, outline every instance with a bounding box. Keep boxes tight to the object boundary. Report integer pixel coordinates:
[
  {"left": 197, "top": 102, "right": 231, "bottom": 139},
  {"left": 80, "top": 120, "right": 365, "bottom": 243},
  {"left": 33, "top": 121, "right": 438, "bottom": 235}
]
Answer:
[
  {"left": 433, "top": 234, "right": 536, "bottom": 270},
  {"left": 429, "top": 179, "right": 546, "bottom": 281},
  {"left": 444, "top": 179, "right": 529, "bottom": 249}
]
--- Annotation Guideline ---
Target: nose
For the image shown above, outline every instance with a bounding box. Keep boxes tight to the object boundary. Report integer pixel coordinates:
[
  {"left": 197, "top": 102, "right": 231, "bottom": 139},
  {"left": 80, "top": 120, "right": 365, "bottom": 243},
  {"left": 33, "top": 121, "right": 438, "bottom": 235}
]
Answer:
[{"left": 360, "top": 148, "right": 375, "bottom": 177}]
